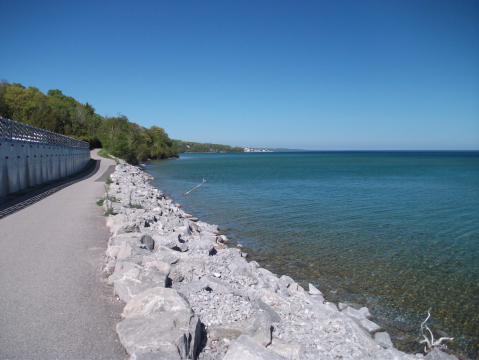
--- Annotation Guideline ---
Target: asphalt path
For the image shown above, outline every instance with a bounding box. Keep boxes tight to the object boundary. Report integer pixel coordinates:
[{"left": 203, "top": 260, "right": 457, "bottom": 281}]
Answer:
[{"left": 0, "top": 149, "right": 127, "bottom": 359}]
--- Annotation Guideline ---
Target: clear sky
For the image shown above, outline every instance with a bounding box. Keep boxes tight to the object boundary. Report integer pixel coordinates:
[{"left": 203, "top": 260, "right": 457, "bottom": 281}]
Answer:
[{"left": 1, "top": 0, "right": 478, "bottom": 150}]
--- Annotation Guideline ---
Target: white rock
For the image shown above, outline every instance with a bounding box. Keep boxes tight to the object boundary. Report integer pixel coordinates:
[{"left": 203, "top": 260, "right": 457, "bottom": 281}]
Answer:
[
  {"left": 268, "top": 339, "right": 304, "bottom": 360},
  {"left": 308, "top": 283, "right": 323, "bottom": 295},
  {"left": 375, "top": 331, "right": 393, "bottom": 349},
  {"left": 223, "top": 335, "right": 287, "bottom": 360},
  {"left": 359, "top": 318, "right": 383, "bottom": 334}
]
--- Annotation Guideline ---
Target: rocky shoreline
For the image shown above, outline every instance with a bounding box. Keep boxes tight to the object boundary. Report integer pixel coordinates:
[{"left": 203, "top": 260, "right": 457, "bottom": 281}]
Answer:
[{"left": 101, "top": 160, "right": 456, "bottom": 360}]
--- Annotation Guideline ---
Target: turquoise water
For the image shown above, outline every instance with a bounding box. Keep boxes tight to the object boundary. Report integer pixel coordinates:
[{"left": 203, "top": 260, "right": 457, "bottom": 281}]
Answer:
[{"left": 144, "top": 152, "right": 479, "bottom": 358}]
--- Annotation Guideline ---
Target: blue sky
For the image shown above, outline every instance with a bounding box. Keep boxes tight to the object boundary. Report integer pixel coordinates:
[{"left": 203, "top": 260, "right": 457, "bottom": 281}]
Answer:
[{"left": 1, "top": 0, "right": 478, "bottom": 150}]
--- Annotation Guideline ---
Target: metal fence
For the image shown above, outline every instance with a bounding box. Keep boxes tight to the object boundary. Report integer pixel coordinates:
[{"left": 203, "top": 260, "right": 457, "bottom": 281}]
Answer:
[{"left": 0, "top": 117, "right": 89, "bottom": 149}]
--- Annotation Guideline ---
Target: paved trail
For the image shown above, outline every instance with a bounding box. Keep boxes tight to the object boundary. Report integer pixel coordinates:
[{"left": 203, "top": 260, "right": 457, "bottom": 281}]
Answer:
[{"left": 0, "top": 150, "right": 127, "bottom": 359}]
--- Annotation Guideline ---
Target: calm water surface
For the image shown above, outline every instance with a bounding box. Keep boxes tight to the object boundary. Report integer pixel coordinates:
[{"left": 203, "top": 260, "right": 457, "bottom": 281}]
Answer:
[{"left": 144, "top": 152, "right": 479, "bottom": 358}]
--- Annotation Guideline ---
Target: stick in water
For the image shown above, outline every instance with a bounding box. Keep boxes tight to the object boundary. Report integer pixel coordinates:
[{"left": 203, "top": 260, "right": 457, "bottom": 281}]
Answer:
[{"left": 184, "top": 179, "right": 206, "bottom": 195}]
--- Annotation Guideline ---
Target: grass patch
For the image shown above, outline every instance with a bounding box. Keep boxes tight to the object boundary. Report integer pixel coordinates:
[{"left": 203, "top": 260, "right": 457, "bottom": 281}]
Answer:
[
  {"left": 131, "top": 203, "right": 144, "bottom": 209},
  {"left": 103, "top": 207, "right": 117, "bottom": 216},
  {"left": 96, "top": 198, "right": 104, "bottom": 206},
  {"left": 97, "top": 148, "right": 113, "bottom": 160},
  {"left": 106, "top": 175, "right": 113, "bottom": 185}
]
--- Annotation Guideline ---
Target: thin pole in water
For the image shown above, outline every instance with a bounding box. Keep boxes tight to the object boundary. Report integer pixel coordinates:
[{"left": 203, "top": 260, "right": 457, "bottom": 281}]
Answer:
[{"left": 184, "top": 179, "right": 206, "bottom": 195}]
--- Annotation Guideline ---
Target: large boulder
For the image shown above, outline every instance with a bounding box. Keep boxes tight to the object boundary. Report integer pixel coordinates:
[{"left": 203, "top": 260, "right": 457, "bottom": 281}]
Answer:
[
  {"left": 223, "top": 335, "right": 287, "bottom": 360},
  {"left": 252, "top": 312, "right": 273, "bottom": 346},
  {"left": 117, "top": 288, "right": 201, "bottom": 359},
  {"left": 189, "top": 239, "right": 215, "bottom": 256},
  {"left": 114, "top": 264, "right": 170, "bottom": 303},
  {"left": 267, "top": 339, "right": 304, "bottom": 360},
  {"left": 374, "top": 332, "right": 393, "bottom": 349},
  {"left": 424, "top": 348, "right": 459, "bottom": 360}
]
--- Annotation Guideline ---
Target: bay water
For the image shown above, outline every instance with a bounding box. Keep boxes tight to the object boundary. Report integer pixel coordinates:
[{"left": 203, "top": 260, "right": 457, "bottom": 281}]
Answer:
[{"left": 144, "top": 151, "right": 479, "bottom": 358}]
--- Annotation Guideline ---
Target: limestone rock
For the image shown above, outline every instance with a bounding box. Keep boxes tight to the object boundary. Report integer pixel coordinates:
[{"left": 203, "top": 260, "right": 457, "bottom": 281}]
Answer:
[
  {"left": 114, "top": 267, "right": 169, "bottom": 303},
  {"left": 117, "top": 311, "right": 200, "bottom": 358},
  {"left": 308, "top": 283, "right": 322, "bottom": 295},
  {"left": 261, "top": 289, "right": 290, "bottom": 307},
  {"left": 325, "top": 302, "right": 339, "bottom": 311},
  {"left": 207, "top": 322, "right": 250, "bottom": 341},
  {"left": 139, "top": 234, "right": 155, "bottom": 251},
  {"left": 116, "top": 222, "right": 139, "bottom": 235},
  {"left": 342, "top": 306, "right": 366, "bottom": 321},
  {"left": 256, "top": 299, "right": 281, "bottom": 323},
  {"left": 117, "top": 288, "right": 200, "bottom": 358},
  {"left": 130, "top": 352, "right": 178, "bottom": 360},
  {"left": 122, "top": 288, "right": 190, "bottom": 319},
  {"left": 375, "top": 332, "right": 393, "bottom": 349},
  {"left": 268, "top": 339, "right": 304, "bottom": 360},
  {"left": 424, "top": 349, "right": 459, "bottom": 360},
  {"left": 360, "top": 306, "right": 373, "bottom": 319},
  {"left": 252, "top": 312, "right": 272, "bottom": 346},
  {"left": 359, "top": 318, "right": 383, "bottom": 334},
  {"left": 117, "top": 242, "right": 133, "bottom": 260},
  {"left": 223, "top": 335, "right": 287, "bottom": 360},
  {"left": 189, "top": 239, "right": 215, "bottom": 256}
]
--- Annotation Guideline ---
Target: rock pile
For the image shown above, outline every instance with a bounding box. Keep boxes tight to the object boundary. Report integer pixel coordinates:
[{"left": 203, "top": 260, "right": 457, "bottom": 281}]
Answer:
[{"left": 102, "top": 160, "right": 447, "bottom": 360}]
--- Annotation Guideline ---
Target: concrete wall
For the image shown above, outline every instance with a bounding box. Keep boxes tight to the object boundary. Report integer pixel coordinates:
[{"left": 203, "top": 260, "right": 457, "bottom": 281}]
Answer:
[{"left": 0, "top": 140, "right": 90, "bottom": 197}]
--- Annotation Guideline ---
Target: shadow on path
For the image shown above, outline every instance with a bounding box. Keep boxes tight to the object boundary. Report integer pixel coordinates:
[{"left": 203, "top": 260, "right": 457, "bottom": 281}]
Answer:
[
  {"left": 95, "top": 164, "right": 116, "bottom": 182},
  {"left": 0, "top": 159, "right": 101, "bottom": 220}
]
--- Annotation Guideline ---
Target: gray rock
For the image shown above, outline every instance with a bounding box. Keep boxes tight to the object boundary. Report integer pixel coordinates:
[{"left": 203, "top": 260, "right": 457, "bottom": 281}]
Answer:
[
  {"left": 143, "top": 251, "right": 180, "bottom": 265},
  {"left": 204, "top": 276, "right": 233, "bottom": 294},
  {"left": 309, "top": 294, "right": 325, "bottom": 304},
  {"left": 223, "top": 335, "right": 287, "bottom": 360},
  {"left": 108, "top": 261, "right": 138, "bottom": 285},
  {"left": 359, "top": 306, "right": 373, "bottom": 319},
  {"left": 260, "top": 289, "right": 290, "bottom": 306},
  {"left": 359, "top": 318, "right": 383, "bottom": 334},
  {"left": 308, "top": 283, "right": 322, "bottom": 295},
  {"left": 256, "top": 299, "right": 281, "bottom": 323},
  {"left": 207, "top": 321, "right": 251, "bottom": 341},
  {"left": 152, "top": 233, "right": 180, "bottom": 250},
  {"left": 117, "top": 222, "right": 140, "bottom": 234},
  {"left": 201, "top": 234, "right": 218, "bottom": 243},
  {"left": 218, "top": 235, "right": 230, "bottom": 244},
  {"left": 325, "top": 302, "right": 339, "bottom": 311},
  {"left": 117, "top": 288, "right": 200, "bottom": 358},
  {"left": 139, "top": 234, "right": 155, "bottom": 251},
  {"left": 424, "top": 348, "right": 459, "bottom": 360},
  {"left": 114, "top": 267, "right": 169, "bottom": 303},
  {"left": 121, "top": 288, "right": 190, "bottom": 319},
  {"left": 172, "top": 280, "right": 210, "bottom": 296},
  {"left": 278, "top": 275, "right": 295, "bottom": 288},
  {"left": 338, "top": 302, "right": 348, "bottom": 311},
  {"left": 375, "top": 331, "right": 393, "bottom": 349},
  {"left": 227, "top": 257, "right": 254, "bottom": 278},
  {"left": 117, "top": 242, "right": 133, "bottom": 260},
  {"left": 342, "top": 306, "right": 366, "bottom": 321},
  {"left": 130, "top": 352, "right": 178, "bottom": 360},
  {"left": 268, "top": 339, "right": 304, "bottom": 360},
  {"left": 252, "top": 312, "right": 272, "bottom": 346},
  {"left": 190, "top": 239, "right": 215, "bottom": 255},
  {"left": 117, "top": 312, "right": 200, "bottom": 358}
]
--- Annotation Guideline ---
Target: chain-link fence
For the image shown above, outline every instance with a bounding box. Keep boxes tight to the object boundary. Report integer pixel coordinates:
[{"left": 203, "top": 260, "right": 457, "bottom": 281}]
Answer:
[{"left": 0, "top": 117, "right": 89, "bottom": 149}]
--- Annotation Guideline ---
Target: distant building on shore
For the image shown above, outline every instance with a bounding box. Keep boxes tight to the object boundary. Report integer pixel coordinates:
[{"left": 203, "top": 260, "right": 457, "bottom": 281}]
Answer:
[{"left": 244, "top": 147, "right": 272, "bottom": 152}]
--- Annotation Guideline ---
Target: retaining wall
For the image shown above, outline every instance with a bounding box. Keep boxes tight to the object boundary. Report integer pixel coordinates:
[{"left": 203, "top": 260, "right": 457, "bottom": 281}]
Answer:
[{"left": 0, "top": 140, "right": 90, "bottom": 197}]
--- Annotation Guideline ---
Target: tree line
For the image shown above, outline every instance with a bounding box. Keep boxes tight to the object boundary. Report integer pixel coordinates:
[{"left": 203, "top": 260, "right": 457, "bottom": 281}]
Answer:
[
  {"left": 0, "top": 81, "right": 178, "bottom": 164},
  {"left": 173, "top": 140, "right": 243, "bottom": 153}
]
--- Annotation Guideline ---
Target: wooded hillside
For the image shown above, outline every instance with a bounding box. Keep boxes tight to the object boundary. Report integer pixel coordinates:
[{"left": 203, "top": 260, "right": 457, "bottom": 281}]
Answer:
[{"left": 0, "top": 81, "right": 178, "bottom": 164}]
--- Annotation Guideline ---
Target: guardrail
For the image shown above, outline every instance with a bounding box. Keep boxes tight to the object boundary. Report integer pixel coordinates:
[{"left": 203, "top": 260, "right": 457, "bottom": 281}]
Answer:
[
  {"left": 0, "top": 117, "right": 89, "bottom": 149},
  {"left": 0, "top": 117, "right": 91, "bottom": 197}
]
